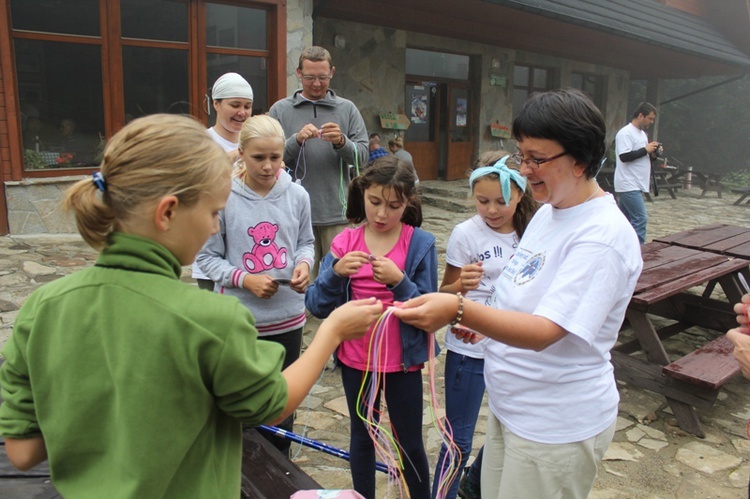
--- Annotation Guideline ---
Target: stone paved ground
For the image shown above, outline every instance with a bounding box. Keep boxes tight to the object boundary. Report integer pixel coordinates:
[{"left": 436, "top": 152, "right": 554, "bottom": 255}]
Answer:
[{"left": 1, "top": 182, "right": 750, "bottom": 498}]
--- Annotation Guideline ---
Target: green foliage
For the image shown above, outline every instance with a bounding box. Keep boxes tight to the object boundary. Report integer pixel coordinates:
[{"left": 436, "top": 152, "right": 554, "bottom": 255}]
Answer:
[
  {"left": 722, "top": 169, "right": 750, "bottom": 188},
  {"left": 24, "top": 149, "right": 47, "bottom": 169},
  {"left": 646, "top": 74, "right": 750, "bottom": 175}
]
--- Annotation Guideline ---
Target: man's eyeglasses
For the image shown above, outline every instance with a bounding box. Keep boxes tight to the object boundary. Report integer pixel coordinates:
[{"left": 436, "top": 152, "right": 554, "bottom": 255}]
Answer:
[
  {"left": 300, "top": 74, "right": 332, "bottom": 83},
  {"left": 512, "top": 150, "right": 568, "bottom": 169}
]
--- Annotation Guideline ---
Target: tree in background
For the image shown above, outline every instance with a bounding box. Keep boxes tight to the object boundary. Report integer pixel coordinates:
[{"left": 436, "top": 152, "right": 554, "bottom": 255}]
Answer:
[{"left": 628, "top": 75, "right": 750, "bottom": 177}]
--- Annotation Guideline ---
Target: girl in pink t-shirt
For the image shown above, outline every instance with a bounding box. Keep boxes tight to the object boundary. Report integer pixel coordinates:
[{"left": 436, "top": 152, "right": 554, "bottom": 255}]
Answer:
[{"left": 306, "top": 156, "right": 438, "bottom": 499}]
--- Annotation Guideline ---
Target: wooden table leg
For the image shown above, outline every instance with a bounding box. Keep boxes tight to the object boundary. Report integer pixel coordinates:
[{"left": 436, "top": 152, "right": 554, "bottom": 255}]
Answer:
[{"left": 624, "top": 309, "right": 705, "bottom": 437}]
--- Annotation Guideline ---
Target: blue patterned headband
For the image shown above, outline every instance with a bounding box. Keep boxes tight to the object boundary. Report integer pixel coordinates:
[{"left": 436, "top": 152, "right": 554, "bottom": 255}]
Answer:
[{"left": 469, "top": 155, "right": 527, "bottom": 205}]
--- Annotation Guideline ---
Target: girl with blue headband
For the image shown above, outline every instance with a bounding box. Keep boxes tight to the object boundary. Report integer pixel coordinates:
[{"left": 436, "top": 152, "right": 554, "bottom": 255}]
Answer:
[{"left": 433, "top": 151, "right": 537, "bottom": 499}]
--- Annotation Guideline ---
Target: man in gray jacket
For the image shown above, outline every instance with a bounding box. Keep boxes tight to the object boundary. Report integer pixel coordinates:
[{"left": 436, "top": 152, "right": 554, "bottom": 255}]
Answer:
[{"left": 270, "top": 46, "right": 368, "bottom": 275}]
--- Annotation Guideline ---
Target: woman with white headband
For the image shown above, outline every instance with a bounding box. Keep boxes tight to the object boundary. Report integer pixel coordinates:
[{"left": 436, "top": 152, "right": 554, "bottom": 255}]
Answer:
[
  {"left": 207, "top": 72, "right": 254, "bottom": 162},
  {"left": 195, "top": 73, "right": 254, "bottom": 291}
]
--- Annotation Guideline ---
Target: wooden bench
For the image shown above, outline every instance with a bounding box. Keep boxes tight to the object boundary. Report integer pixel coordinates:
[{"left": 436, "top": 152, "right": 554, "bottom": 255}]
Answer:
[
  {"left": 241, "top": 428, "right": 321, "bottom": 498},
  {"left": 731, "top": 187, "right": 750, "bottom": 206},
  {"left": 662, "top": 335, "right": 740, "bottom": 390},
  {"left": 612, "top": 242, "right": 749, "bottom": 437}
]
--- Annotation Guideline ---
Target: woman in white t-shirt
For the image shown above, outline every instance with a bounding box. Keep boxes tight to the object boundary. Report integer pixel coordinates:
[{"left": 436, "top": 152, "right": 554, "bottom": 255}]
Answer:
[
  {"left": 194, "top": 72, "right": 254, "bottom": 290},
  {"left": 396, "top": 89, "right": 643, "bottom": 499}
]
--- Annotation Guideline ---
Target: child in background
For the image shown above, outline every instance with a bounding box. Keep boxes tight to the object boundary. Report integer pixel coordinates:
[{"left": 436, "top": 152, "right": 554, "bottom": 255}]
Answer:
[
  {"left": 433, "top": 153, "right": 538, "bottom": 499},
  {"left": 306, "top": 156, "right": 438, "bottom": 499},
  {"left": 0, "top": 114, "right": 382, "bottom": 498},
  {"left": 197, "top": 114, "right": 314, "bottom": 456}
]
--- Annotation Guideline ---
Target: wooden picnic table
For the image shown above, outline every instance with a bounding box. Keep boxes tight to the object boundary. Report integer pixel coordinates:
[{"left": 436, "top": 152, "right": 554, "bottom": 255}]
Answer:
[
  {"left": 610, "top": 241, "right": 748, "bottom": 437},
  {"left": 649, "top": 168, "right": 681, "bottom": 200},
  {"left": 654, "top": 223, "right": 750, "bottom": 260},
  {"left": 665, "top": 168, "right": 723, "bottom": 198},
  {"left": 731, "top": 187, "right": 750, "bottom": 206}
]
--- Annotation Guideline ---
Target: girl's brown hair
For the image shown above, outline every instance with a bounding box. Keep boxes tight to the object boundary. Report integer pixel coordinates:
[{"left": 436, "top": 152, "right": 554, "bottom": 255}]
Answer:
[
  {"left": 472, "top": 150, "right": 539, "bottom": 238},
  {"left": 346, "top": 155, "right": 422, "bottom": 227},
  {"left": 63, "top": 114, "right": 231, "bottom": 250}
]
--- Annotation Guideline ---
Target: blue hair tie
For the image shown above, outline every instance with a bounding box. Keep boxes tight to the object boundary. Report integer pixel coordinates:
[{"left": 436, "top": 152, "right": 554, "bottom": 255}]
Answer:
[
  {"left": 92, "top": 171, "right": 107, "bottom": 193},
  {"left": 469, "top": 155, "right": 527, "bottom": 205}
]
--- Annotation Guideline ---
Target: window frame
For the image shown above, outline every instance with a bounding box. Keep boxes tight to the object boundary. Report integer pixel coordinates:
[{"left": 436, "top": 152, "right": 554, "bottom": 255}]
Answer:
[
  {"left": 570, "top": 71, "right": 607, "bottom": 115},
  {"left": 2, "top": 0, "right": 285, "bottom": 179},
  {"left": 512, "top": 63, "right": 555, "bottom": 115}
]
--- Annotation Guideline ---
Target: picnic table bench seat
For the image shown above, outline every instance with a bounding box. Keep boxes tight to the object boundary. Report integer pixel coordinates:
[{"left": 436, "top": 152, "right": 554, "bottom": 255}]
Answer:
[
  {"left": 612, "top": 241, "right": 749, "bottom": 437},
  {"left": 241, "top": 428, "right": 321, "bottom": 498},
  {"left": 662, "top": 335, "right": 740, "bottom": 390},
  {"left": 731, "top": 187, "right": 750, "bottom": 206}
]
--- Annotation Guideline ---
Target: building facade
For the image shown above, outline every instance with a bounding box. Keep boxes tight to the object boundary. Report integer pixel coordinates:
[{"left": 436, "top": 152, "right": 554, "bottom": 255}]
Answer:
[{"left": 1, "top": 0, "right": 748, "bottom": 234}]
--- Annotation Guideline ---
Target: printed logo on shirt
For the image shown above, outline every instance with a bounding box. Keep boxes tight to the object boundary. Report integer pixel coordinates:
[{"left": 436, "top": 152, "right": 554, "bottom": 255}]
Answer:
[
  {"left": 243, "top": 221, "right": 288, "bottom": 273},
  {"left": 500, "top": 247, "right": 545, "bottom": 286},
  {"left": 475, "top": 244, "right": 506, "bottom": 262}
]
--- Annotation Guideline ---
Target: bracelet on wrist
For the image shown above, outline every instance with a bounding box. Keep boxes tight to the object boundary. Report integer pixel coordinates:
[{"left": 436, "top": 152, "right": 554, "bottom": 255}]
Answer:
[{"left": 450, "top": 292, "right": 464, "bottom": 326}]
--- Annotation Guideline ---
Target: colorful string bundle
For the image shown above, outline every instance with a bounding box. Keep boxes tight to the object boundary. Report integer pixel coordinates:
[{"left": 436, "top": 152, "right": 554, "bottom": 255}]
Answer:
[
  {"left": 356, "top": 307, "right": 461, "bottom": 499},
  {"left": 427, "top": 334, "right": 462, "bottom": 499}
]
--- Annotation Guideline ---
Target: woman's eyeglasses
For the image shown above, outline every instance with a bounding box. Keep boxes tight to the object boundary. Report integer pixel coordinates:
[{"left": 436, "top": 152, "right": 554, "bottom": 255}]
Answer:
[{"left": 512, "top": 151, "right": 568, "bottom": 168}]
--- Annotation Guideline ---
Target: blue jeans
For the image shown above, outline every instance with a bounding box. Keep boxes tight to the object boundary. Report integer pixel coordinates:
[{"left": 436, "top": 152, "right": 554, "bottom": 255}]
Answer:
[
  {"left": 432, "top": 351, "right": 486, "bottom": 499},
  {"left": 617, "top": 190, "right": 647, "bottom": 244}
]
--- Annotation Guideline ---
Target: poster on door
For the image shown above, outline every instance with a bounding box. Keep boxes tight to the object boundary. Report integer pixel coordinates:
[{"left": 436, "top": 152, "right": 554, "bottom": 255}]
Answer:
[
  {"left": 455, "top": 98, "right": 467, "bottom": 127},
  {"left": 410, "top": 94, "right": 428, "bottom": 124}
]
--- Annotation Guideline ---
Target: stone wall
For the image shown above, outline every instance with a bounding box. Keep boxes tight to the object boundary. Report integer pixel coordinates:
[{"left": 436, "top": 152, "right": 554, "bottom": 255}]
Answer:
[
  {"left": 6, "top": 176, "right": 80, "bottom": 234},
  {"left": 285, "top": 0, "right": 314, "bottom": 94},
  {"left": 313, "top": 18, "right": 629, "bottom": 160}
]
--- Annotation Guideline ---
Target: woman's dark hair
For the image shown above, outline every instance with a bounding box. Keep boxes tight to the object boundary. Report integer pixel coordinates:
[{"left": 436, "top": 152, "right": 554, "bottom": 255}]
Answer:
[
  {"left": 472, "top": 151, "right": 539, "bottom": 238},
  {"left": 511, "top": 88, "right": 606, "bottom": 179},
  {"left": 346, "top": 155, "right": 422, "bottom": 227}
]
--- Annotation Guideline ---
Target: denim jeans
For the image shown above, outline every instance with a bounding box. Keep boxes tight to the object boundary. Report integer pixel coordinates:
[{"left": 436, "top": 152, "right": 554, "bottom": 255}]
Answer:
[
  {"left": 432, "top": 351, "right": 486, "bottom": 499},
  {"left": 616, "top": 190, "right": 647, "bottom": 244}
]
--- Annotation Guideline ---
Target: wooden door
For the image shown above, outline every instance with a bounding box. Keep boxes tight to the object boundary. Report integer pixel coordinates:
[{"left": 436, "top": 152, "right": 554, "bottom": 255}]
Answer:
[
  {"left": 404, "top": 82, "right": 439, "bottom": 180},
  {"left": 446, "top": 83, "right": 474, "bottom": 180}
]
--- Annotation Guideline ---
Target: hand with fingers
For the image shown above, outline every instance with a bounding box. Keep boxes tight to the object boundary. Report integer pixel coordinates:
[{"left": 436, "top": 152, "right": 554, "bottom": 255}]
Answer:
[
  {"left": 290, "top": 262, "right": 311, "bottom": 293},
  {"left": 333, "top": 251, "right": 370, "bottom": 277},
  {"left": 370, "top": 255, "right": 404, "bottom": 286},
  {"left": 243, "top": 274, "right": 279, "bottom": 299},
  {"left": 325, "top": 297, "right": 384, "bottom": 342},
  {"left": 458, "top": 262, "right": 484, "bottom": 291}
]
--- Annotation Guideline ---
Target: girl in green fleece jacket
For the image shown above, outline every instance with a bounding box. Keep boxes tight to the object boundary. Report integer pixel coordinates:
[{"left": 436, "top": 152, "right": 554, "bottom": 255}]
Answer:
[{"left": 0, "top": 114, "right": 382, "bottom": 498}]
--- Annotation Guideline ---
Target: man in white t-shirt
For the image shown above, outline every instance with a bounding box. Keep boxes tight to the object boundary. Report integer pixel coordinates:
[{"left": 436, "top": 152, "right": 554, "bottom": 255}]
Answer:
[{"left": 614, "top": 102, "right": 662, "bottom": 243}]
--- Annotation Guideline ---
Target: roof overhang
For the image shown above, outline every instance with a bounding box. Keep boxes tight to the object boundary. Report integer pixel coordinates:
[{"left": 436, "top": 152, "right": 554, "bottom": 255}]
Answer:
[{"left": 313, "top": 0, "right": 750, "bottom": 79}]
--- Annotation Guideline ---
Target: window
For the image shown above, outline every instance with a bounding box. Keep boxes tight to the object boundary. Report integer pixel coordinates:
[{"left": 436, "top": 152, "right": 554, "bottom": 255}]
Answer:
[
  {"left": 7, "top": 0, "right": 282, "bottom": 173},
  {"left": 205, "top": 3, "right": 270, "bottom": 118},
  {"left": 571, "top": 72, "right": 607, "bottom": 114},
  {"left": 513, "top": 64, "right": 554, "bottom": 115},
  {"left": 121, "top": 0, "right": 188, "bottom": 42},
  {"left": 15, "top": 40, "right": 104, "bottom": 169},
  {"left": 406, "top": 49, "right": 469, "bottom": 80}
]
